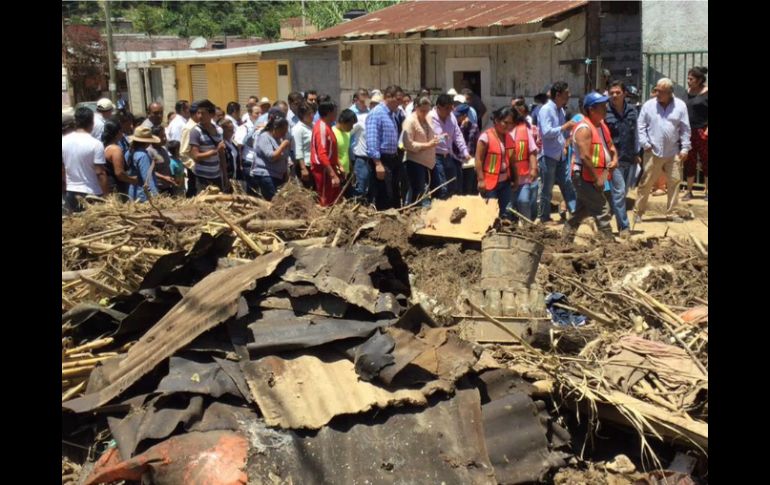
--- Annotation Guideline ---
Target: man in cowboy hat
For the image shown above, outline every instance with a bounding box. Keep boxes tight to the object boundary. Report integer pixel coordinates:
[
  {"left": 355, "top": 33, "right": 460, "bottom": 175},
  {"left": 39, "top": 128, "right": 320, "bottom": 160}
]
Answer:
[{"left": 91, "top": 98, "right": 114, "bottom": 141}]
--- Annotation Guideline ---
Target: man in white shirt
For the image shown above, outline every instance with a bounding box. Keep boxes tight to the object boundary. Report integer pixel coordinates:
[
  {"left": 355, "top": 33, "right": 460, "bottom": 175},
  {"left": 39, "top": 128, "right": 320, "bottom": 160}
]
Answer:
[
  {"left": 635, "top": 78, "right": 692, "bottom": 224},
  {"left": 241, "top": 96, "right": 258, "bottom": 124},
  {"left": 63, "top": 107, "right": 109, "bottom": 212},
  {"left": 235, "top": 104, "right": 261, "bottom": 146},
  {"left": 167, "top": 100, "right": 190, "bottom": 142},
  {"left": 226, "top": 101, "right": 241, "bottom": 127},
  {"left": 91, "top": 98, "right": 113, "bottom": 141}
]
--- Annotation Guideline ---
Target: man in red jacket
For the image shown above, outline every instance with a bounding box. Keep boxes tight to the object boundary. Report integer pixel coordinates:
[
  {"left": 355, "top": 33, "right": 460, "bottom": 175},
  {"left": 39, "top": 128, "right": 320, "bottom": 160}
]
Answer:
[{"left": 310, "top": 100, "right": 343, "bottom": 206}]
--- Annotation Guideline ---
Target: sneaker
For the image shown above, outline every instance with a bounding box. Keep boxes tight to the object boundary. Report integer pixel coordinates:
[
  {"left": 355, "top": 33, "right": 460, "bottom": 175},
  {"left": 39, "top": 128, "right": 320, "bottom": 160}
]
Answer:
[
  {"left": 681, "top": 192, "right": 693, "bottom": 202},
  {"left": 619, "top": 229, "right": 631, "bottom": 240}
]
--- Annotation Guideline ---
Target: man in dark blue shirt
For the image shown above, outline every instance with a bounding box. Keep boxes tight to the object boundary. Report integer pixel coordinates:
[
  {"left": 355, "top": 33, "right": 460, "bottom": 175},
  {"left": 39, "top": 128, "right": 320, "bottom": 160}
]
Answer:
[{"left": 604, "top": 81, "right": 640, "bottom": 237}]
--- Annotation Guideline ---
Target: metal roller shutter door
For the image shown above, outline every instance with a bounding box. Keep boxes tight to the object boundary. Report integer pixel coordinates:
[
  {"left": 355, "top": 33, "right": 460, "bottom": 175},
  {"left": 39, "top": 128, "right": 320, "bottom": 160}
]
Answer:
[
  {"left": 236, "top": 63, "right": 260, "bottom": 107},
  {"left": 190, "top": 65, "right": 208, "bottom": 100}
]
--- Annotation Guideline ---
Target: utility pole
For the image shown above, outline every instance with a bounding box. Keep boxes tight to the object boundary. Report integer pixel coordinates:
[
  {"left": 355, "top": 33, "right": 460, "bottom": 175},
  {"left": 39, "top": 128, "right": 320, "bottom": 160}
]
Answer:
[
  {"left": 302, "top": 0, "right": 306, "bottom": 35},
  {"left": 103, "top": 0, "right": 117, "bottom": 103}
]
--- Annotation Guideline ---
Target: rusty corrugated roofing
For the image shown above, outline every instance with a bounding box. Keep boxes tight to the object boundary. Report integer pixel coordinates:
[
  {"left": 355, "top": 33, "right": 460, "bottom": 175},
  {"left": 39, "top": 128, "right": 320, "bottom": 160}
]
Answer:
[
  {"left": 307, "top": 0, "right": 588, "bottom": 40},
  {"left": 63, "top": 250, "right": 291, "bottom": 413}
]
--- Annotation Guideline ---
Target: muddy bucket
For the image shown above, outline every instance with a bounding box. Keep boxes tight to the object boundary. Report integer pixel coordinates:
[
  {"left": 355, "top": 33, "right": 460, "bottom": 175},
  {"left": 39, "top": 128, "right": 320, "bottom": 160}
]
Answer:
[{"left": 480, "top": 233, "right": 544, "bottom": 289}]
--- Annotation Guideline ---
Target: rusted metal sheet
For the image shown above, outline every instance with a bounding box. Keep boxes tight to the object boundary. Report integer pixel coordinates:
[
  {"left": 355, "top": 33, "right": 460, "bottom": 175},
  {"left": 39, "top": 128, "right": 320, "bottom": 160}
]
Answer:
[
  {"left": 482, "top": 391, "right": 568, "bottom": 484},
  {"left": 279, "top": 246, "right": 410, "bottom": 317},
  {"left": 63, "top": 249, "right": 291, "bottom": 413},
  {"left": 245, "top": 309, "right": 392, "bottom": 353},
  {"left": 242, "top": 349, "right": 430, "bottom": 429},
  {"left": 245, "top": 389, "right": 497, "bottom": 484},
  {"left": 308, "top": 1, "right": 588, "bottom": 40}
]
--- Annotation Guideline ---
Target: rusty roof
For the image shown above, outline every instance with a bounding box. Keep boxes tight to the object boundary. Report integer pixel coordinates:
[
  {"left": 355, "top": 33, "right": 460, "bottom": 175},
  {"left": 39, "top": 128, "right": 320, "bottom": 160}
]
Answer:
[{"left": 307, "top": 0, "right": 588, "bottom": 40}]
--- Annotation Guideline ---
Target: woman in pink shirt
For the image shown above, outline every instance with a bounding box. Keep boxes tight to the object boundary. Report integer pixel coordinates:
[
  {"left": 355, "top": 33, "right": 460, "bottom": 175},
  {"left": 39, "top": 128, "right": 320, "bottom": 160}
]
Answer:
[{"left": 402, "top": 96, "right": 440, "bottom": 206}]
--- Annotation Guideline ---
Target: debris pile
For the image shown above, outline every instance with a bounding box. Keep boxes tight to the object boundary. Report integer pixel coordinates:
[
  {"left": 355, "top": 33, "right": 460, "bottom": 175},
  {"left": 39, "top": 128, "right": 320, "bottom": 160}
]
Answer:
[{"left": 62, "top": 185, "right": 708, "bottom": 484}]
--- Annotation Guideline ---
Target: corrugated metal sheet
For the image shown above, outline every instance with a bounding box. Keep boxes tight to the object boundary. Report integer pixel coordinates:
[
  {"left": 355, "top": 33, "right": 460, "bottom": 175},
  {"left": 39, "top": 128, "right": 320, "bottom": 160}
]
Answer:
[
  {"left": 151, "top": 41, "right": 307, "bottom": 63},
  {"left": 62, "top": 250, "right": 291, "bottom": 413},
  {"left": 307, "top": 0, "right": 588, "bottom": 40},
  {"left": 235, "top": 62, "right": 260, "bottom": 107},
  {"left": 242, "top": 350, "right": 431, "bottom": 429},
  {"left": 190, "top": 64, "right": 208, "bottom": 100},
  {"left": 245, "top": 389, "right": 497, "bottom": 484}
]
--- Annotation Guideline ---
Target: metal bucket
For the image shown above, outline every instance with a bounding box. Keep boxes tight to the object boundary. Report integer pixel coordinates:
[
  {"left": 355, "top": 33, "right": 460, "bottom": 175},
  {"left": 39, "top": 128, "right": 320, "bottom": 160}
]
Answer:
[{"left": 480, "top": 233, "right": 545, "bottom": 289}]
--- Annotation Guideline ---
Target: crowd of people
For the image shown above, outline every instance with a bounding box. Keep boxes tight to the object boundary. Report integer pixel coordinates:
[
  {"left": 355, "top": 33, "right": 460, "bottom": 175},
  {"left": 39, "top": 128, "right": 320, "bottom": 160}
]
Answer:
[{"left": 62, "top": 66, "right": 707, "bottom": 241}]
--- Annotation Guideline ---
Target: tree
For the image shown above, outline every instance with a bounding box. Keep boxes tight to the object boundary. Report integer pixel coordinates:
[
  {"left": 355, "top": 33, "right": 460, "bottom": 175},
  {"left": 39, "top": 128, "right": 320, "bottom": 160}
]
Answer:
[
  {"left": 126, "top": 4, "right": 169, "bottom": 54},
  {"left": 63, "top": 24, "right": 110, "bottom": 103},
  {"left": 304, "top": 1, "right": 399, "bottom": 30}
]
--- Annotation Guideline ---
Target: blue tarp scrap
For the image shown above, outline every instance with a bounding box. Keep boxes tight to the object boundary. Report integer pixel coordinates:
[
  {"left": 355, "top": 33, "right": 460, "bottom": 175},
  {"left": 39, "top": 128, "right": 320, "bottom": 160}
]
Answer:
[{"left": 545, "top": 292, "right": 587, "bottom": 327}]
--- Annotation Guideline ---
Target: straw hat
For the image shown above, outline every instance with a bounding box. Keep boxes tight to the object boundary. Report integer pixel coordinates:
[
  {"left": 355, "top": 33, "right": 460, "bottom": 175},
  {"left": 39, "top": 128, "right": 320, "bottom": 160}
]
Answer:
[{"left": 129, "top": 126, "right": 160, "bottom": 144}]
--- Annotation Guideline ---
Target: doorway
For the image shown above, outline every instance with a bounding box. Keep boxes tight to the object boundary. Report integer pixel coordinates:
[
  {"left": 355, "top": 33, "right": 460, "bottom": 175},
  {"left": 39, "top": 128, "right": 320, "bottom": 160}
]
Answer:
[{"left": 452, "top": 71, "right": 481, "bottom": 97}]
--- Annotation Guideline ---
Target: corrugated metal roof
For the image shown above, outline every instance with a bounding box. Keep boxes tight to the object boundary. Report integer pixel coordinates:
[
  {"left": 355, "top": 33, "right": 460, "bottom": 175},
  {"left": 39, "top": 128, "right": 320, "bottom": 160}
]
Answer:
[
  {"left": 150, "top": 41, "right": 307, "bottom": 62},
  {"left": 62, "top": 250, "right": 292, "bottom": 413},
  {"left": 307, "top": 0, "right": 588, "bottom": 40}
]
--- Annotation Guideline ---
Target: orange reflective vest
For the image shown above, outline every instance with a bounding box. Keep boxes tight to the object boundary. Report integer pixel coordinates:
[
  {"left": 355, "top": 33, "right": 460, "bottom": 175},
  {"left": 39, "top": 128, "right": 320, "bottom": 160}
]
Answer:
[
  {"left": 511, "top": 124, "right": 532, "bottom": 177},
  {"left": 482, "top": 128, "right": 515, "bottom": 191},
  {"left": 574, "top": 119, "right": 612, "bottom": 183}
]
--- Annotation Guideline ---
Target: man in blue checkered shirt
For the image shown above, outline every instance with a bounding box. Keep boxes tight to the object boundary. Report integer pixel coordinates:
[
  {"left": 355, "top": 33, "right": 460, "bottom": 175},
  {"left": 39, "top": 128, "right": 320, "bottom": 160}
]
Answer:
[{"left": 366, "top": 85, "right": 405, "bottom": 209}]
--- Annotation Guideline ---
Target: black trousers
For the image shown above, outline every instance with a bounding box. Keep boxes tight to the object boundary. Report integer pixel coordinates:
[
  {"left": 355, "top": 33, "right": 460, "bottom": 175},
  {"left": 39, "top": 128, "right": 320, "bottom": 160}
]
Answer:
[{"left": 373, "top": 153, "right": 403, "bottom": 210}]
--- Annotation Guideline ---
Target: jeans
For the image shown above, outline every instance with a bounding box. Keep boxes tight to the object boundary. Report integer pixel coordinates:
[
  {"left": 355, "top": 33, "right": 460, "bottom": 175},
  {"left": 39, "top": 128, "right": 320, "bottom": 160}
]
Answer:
[
  {"left": 564, "top": 174, "right": 614, "bottom": 241},
  {"left": 372, "top": 154, "right": 403, "bottom": 210},
  {"left": 539, "top": 155, "right": 577, "bottom": 222},
  {"left": 405, "top": 160, "right": 430, "bottom": 206},
  {"left": 512, "top": 180, "right": 539, "bottom": 221},
  {"left": 609, "top": 167, "right": 631, "bottom": 231},
  {"left": 350, "top": 157, "right": 373, "bottom": 201},
  {"left": 431, "top": 154, "right": 450, "bottom": 200},
  {"left": 444, "top": 156, "right": 463, "bottom": 197},
  {"left": 485, "top": 180, "right": 513, "bottom": 219},
  {"left": 247, "top": 175, "right": 285, "bottom": 201},
  {"left": 617, "top": 163, "right": 638, "bottom": 196},
  {"left": 64, "top": 191, "right": 89, "bottom": 213}
]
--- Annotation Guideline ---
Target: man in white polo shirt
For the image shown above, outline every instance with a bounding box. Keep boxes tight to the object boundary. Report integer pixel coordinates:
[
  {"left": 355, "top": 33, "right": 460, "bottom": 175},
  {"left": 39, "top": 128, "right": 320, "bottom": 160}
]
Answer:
[{"left": 63, "top": 107, "right": 109, "bottom": 212}]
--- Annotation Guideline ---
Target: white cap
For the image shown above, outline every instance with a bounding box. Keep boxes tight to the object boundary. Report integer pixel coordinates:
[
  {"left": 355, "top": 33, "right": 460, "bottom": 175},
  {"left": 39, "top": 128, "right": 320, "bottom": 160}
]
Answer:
[
  {"left": 447, "top": 88, "right": 458, "bottom": 96},
  {"left": 96, "top": 98, "right": 114, "bottom": 112},
  {"left": 453, "top": 94, "right": 466, "bottom": 104}
]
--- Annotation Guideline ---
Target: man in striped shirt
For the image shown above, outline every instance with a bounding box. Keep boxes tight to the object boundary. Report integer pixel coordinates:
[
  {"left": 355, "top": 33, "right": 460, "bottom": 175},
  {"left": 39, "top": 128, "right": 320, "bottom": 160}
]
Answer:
[
  {"left": 366, "top": 85, "right": 404, "bottom": 209},
  {"left": 188, "top": 99, "right": 228, "bottom": 192}
]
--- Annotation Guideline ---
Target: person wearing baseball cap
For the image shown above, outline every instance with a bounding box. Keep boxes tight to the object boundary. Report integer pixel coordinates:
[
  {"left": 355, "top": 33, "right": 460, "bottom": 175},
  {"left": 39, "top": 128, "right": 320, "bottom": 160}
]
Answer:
[
  {"left": 91, "top": 98, "right": 114, "bottom": 141},
  {"left": 562, "top": 91, "right": 618, "bottom": 242},
  {"left": 126, "top": 126, "right": 161, "bottom": 202}
]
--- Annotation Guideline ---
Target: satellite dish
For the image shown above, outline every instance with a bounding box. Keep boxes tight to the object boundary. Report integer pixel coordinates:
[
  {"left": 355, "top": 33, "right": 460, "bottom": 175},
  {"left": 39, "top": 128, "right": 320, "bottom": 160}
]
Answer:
[{"left": 190, "top": 37, "right": 207, "bottom": 49}]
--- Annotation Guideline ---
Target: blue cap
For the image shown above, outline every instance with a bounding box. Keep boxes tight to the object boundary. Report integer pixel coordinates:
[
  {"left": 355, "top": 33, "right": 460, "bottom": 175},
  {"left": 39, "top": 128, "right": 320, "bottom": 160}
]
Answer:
[
  {"left": 571, "top": 114, "right": 584, "bottom": 123},
  {"left": 583, "top": 92, "right": 609, "bottom": 108},
  {"left": 453, "top": 103, "right": 470, "bottom": 116}
]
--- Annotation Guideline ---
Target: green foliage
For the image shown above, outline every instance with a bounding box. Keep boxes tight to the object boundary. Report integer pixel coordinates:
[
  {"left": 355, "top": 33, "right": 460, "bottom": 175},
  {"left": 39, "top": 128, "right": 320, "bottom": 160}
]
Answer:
[{"left": 63, "top": 1, "right": 401, "bottom": 39}]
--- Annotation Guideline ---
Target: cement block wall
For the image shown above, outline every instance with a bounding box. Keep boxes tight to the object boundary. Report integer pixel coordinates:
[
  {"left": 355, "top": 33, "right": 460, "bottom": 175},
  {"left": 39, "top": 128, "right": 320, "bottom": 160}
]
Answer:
[
  {"left": 642, "top": 1, "right": 708, "bottom": 53},
  {"left": 263, "top": 46, "right": 340, "bottom": 105}
]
